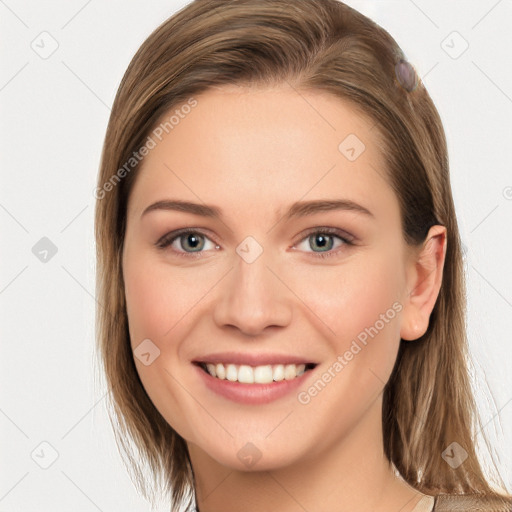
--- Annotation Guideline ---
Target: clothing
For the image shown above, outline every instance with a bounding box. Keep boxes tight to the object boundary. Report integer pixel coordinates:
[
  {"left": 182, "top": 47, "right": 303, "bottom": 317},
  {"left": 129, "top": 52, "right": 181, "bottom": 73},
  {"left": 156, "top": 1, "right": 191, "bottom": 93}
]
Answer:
[
  {"left": 432, "top": 494, "right": 512, "bottom": 511},
  {"left": 194, "top": 494, "right": 511, "bottom": 511},
  {"left": 409, "top": 493, "right": 512, "bottom": 512},
  {"left": 411, "top": 495, "right": 435, "bottom": 512}
]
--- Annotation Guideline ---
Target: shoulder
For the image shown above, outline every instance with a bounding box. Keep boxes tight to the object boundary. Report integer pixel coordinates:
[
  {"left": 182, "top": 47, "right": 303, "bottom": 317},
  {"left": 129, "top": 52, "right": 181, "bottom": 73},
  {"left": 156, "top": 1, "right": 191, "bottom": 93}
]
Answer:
[{"left": 433, "top": 494, "right": 512, "bottom": 511}]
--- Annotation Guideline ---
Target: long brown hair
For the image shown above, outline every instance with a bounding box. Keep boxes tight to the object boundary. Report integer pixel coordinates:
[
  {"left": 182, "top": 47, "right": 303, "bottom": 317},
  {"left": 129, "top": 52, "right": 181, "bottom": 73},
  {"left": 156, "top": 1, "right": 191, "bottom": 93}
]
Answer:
[{"left": 94, "top": 0, "right": 510, "bottom": 509}]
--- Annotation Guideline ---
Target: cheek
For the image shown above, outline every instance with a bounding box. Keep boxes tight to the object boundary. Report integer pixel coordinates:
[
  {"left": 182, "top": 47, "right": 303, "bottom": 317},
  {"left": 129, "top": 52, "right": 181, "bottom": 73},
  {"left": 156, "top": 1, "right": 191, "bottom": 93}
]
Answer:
[
  {"left": 291, "top": 255, "right": 404, "bottom": 414},
  {"left": 123, "top": 254, "right": 201, "bottom": 348},
  {"left": 124, "top": 266, "right": 166, "bottom": 347},
  {"left": 293, "top": 254, "right": 403, "bottom": 345},
  {"left": 122, "top": 254, "right": 200, "bottom": 436}
]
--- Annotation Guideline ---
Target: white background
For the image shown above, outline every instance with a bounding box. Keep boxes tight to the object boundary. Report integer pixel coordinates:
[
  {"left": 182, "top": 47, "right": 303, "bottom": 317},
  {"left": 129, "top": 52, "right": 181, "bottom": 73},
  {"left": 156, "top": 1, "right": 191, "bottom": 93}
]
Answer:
[{"left": 1, "top": 0, "right": 511, "bottom": 510}]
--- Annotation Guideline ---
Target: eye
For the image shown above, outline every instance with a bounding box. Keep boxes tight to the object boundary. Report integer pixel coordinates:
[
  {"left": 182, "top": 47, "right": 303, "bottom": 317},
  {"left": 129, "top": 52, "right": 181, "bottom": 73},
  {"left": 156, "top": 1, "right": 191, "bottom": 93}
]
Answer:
[
  {"left": 156, "top": 229, "right": 218, "bottom": 258},
  {"left": 294, "top": 227, "right": 355, "bottom": 259},
  {"left": 155, "top": 227, "right": 355, "bottom": 260}
]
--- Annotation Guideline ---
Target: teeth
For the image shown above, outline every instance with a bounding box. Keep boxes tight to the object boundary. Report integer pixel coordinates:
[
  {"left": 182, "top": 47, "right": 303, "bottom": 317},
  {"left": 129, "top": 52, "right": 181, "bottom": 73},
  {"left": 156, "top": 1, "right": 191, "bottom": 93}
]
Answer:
[
  {"left": 238, "top": 365, "right": 254, "bottom": 384},
  {"left": 284, "top": 364, "right": 297, "bottom": 380},
  {"left": 215, "top": 363, "right": 225, "bottom": 379},
  {"left": 226, "top": 364, "right": 238, "bottom": 382},
  {"left": 203, "top": 362, "right": 308, "bottom": 383},
  {"left": 273, "top": 364, "right": 285, "bottom": 381},
  {"left": 254, "top": 365, "right": 273, "bottom": 384}
]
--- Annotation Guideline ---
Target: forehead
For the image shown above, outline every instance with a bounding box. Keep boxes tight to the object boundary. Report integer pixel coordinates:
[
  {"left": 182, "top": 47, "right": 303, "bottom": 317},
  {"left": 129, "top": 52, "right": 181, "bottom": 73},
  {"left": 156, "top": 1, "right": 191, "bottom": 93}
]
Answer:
[{"left": 127, "top": 85, "right": 398, "bottom": 227}]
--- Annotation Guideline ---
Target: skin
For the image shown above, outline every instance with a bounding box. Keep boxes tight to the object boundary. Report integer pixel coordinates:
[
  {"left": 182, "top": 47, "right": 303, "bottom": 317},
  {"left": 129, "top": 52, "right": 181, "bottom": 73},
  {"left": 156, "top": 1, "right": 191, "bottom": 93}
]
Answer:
[{"left": 122, "top": 84, "right": 447, "bottom": 512}]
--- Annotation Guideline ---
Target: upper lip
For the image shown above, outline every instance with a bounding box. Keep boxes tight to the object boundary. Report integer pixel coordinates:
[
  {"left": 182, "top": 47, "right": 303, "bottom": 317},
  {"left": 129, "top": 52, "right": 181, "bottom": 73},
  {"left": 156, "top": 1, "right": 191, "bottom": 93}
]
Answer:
[{"left": 193, "top": 352, "right": 318, "bottom": 366}]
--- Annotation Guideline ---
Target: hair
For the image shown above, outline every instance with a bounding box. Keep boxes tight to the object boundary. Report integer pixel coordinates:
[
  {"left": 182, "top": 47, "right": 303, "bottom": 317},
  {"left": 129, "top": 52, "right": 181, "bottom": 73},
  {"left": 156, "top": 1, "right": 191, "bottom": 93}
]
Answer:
[{"left": 94, "top": 0, "right": 510, "bottom": 510}]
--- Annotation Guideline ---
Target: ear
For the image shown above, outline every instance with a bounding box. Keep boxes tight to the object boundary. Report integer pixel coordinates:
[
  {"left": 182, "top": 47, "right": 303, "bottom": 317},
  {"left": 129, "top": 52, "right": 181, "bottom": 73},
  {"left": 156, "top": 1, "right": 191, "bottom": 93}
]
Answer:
[{"left": 400, "top": 225, "right": 447, "bottom": 341}]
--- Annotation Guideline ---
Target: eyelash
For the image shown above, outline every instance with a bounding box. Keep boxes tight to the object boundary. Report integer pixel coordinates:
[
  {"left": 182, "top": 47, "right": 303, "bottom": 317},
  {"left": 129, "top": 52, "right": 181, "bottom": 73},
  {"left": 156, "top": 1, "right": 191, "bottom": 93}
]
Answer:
[{"left": 155, "top": 227, "right": 355, "bottom": 260}]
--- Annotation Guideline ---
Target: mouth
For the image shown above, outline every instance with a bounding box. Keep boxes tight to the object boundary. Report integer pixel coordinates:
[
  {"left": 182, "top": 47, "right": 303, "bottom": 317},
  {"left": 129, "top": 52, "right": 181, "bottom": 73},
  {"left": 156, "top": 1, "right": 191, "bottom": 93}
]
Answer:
[{"left": 194, "top": 361, "right": 317, "bottom": 384}]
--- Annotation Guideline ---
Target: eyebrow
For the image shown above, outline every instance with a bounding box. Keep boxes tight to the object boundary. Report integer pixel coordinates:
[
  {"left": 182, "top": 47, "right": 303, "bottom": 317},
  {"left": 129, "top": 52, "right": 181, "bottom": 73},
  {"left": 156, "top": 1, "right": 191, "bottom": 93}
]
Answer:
[{"left": 141, "top": 198, "right": 374, "bottom": 221}]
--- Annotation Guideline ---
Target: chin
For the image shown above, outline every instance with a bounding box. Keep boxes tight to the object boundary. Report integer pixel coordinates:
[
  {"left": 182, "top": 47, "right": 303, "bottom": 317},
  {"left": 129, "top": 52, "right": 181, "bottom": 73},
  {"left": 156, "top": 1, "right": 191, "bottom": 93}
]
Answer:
[{"left": 190, "top": 434, "right": 309, "bottom": 472}]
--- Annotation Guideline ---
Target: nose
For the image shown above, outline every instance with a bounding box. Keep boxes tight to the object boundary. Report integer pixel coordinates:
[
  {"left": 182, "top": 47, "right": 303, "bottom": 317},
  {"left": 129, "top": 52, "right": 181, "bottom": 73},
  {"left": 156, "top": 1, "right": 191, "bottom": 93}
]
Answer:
[{"left": 212, "top": 247, "right": 293, "bottom": 337}]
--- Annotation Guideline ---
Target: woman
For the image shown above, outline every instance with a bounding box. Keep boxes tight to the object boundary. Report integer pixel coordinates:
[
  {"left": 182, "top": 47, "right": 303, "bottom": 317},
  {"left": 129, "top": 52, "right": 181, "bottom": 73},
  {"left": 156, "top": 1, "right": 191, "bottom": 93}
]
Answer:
[{"left": 94, "top": 1, "right": 512, "bottom": 510}]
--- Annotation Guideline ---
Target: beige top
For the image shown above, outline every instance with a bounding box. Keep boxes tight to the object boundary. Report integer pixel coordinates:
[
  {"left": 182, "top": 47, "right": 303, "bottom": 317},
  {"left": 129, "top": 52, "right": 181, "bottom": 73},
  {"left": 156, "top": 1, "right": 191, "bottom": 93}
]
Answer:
[
  {"left": 432, "top": 494, "right": 512, "bottom": 511},
  {"left": 410, "top": 495, "right": 435, "bottom": 512}
]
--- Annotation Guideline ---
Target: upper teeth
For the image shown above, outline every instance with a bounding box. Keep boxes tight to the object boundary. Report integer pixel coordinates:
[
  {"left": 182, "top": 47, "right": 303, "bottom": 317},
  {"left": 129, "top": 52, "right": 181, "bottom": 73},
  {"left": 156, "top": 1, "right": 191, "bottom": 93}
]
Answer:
[{"left": 204, "top": 363, "right": 307, "bottom": 384}]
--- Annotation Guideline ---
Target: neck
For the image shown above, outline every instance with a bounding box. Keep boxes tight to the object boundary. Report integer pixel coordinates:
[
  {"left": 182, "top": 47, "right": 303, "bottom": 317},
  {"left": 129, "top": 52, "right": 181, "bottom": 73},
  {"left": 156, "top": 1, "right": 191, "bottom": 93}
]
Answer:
[{"left": 187, "top": 398, "right": 426, "bottom": 512}]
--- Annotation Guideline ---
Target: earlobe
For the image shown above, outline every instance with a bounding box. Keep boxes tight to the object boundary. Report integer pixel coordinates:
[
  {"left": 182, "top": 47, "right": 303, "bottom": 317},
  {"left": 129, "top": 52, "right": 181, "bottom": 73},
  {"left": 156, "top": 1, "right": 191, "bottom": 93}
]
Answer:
[{"left": 400, "top": 225, "right": 447, "bottom": 341}]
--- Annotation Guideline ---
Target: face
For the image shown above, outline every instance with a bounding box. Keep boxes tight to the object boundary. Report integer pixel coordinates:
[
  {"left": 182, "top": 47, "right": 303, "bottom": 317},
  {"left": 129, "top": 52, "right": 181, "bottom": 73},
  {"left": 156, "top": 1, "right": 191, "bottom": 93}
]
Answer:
[{"left": 122, "top": 85, "right": 418, "bottom": 471}]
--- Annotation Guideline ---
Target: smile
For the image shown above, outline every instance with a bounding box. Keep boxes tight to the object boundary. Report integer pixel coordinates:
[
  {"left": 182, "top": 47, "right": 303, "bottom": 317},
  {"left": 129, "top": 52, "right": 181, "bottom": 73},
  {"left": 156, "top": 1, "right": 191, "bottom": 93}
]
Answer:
[{"left": 198, "top": 362, "right": 316, "bottom": 384}]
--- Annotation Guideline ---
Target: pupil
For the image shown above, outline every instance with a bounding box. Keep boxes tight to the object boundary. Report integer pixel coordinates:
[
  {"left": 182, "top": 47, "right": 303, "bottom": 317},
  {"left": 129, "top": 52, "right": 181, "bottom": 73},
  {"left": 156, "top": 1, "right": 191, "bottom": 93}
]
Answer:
[
  {"left": 312, "top": 234, "right": 332, "bottom": 251},
  {"left": 185, "top": 234, "right": 202, "bottom": 251}
]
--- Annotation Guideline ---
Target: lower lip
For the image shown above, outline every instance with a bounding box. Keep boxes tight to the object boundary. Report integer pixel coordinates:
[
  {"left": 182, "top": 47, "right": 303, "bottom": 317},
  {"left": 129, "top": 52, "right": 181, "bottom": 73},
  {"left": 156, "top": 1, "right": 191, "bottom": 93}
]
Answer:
[{"left": 193, "top": 364, "right": 314, "bottom": 405}]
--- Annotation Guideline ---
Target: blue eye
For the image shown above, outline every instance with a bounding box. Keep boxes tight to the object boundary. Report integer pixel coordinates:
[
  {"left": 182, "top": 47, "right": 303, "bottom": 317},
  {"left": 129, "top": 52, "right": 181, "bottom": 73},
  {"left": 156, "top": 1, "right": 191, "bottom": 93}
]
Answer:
[
  {"left": 294, "top": 228, "right": 354, "bottom": 259},
  {"left": 155, "top": 227, "right": 354, "bottom": 259},
  {"left": 156, "top": 229, "right": 217, "bottom": 256}
]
